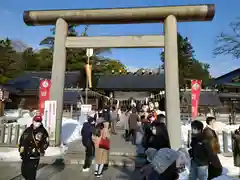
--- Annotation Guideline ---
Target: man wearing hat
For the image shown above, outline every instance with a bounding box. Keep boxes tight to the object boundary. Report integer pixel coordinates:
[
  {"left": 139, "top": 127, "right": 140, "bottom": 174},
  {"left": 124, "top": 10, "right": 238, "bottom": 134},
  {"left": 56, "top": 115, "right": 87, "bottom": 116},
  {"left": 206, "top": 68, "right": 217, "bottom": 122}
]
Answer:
[{"left": 19, "top": 115, "right": 49, "bottom": 180}]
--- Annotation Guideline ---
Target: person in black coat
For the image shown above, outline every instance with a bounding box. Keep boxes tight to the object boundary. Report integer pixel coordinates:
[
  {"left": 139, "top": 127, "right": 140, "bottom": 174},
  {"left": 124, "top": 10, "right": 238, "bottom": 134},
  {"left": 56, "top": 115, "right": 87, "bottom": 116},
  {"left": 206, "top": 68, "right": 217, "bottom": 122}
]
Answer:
[
  {"left": 19, "top": 115, "right": 49, "bottom": 180},
  {"left": 81, "top": 116, "right": 96, "bottom": 172},
  {"left": 147, "top": 120, "right": 171, "bottom": 150},
  {"left": 102, "top": 105, "right": 111, "bottom": 123},
  {"left": 142, "top": 114, "right": 170, "bottom": 151},
  {"left": 189, "top": 120, "right": 222, "bottom": 180}
]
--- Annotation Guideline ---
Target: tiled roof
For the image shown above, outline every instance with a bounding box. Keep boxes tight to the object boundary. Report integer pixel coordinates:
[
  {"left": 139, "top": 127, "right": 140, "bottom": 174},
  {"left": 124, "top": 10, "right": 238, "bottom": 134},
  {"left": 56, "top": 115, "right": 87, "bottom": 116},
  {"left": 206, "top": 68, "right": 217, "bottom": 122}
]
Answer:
[
  {"left": 64, "top": 91, "right": 81, "bottom": 104},
  {"left": 213, "top": 68, "right": 240, "bottom": 84},
  {"left": 97, "top": 74, "right": 165, "bottom": 90},
  {"left": 181, "top": 91, "right": 222, "bottom": 107},
  {"left": 7, "top": 71, "right": 81, "bottom": 90}
]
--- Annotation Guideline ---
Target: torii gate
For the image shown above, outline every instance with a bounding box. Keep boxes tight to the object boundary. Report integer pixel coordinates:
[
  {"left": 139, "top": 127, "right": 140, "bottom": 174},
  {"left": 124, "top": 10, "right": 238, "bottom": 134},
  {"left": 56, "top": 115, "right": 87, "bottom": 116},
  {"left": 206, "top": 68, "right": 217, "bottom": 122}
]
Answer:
[{"left": 23, "top": 4, "right": 215, "bottom": 149}]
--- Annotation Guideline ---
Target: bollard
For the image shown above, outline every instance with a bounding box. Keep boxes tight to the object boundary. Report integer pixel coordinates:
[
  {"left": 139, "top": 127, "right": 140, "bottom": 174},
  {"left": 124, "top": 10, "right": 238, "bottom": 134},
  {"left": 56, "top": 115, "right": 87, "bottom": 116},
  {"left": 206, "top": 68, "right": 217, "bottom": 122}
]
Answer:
[{"left": 222, "top": 131, "right": 229, "bottom": 153}]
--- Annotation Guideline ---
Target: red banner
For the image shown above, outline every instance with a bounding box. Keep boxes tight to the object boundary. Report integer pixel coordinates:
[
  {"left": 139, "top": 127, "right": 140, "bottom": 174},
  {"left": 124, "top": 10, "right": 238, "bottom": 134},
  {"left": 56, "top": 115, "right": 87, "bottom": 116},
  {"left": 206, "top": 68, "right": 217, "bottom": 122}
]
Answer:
[
  {"left": 191, "top": 80, "right": 202, "bottom": 119},
  {"left": 39, "top": 79, "right": 51, "bottom": 115}
]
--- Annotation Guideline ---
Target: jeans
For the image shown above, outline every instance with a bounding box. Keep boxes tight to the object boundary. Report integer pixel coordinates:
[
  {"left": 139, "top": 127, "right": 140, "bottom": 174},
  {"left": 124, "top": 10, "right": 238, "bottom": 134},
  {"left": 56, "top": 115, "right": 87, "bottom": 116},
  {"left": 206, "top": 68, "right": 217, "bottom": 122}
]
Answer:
[
  {"left": 83, "top": 142, "right": 95, "bottom": 169},
  {"left": 189, "top": 160, "right": 208, "bottom": 180}
]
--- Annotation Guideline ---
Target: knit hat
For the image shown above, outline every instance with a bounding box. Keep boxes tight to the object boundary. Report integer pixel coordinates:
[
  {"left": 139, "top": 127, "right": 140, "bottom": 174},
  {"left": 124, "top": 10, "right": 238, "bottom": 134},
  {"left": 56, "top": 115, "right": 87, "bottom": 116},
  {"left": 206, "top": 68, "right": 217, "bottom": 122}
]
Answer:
[
  {"left": 150, "top": 148, "right": 180, "bottom": 174},
  {"left": 33, "top": 115, "right": 43, "bottom": 122}
]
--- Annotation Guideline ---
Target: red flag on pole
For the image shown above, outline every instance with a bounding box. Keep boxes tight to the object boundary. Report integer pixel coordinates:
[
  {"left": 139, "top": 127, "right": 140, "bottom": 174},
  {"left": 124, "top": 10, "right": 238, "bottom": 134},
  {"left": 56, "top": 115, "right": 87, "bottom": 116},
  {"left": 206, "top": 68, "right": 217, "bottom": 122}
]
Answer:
[
  {"left": 191, "top": 80, "right": 202, "bottom": 119},
  {"left": 39, "top": 79, "right": 51, "bottom": 116}
]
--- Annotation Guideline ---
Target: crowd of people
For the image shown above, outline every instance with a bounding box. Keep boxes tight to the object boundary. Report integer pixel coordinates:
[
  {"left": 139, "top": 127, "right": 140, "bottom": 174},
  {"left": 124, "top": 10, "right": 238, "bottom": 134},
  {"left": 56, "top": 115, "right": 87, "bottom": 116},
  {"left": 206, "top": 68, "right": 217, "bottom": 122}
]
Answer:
[
  {"left": 16, "top": 104, "right": 240, "bottom": 180},
  {"left": 81, "top": 102, "right": 239, "bottom": 180}
]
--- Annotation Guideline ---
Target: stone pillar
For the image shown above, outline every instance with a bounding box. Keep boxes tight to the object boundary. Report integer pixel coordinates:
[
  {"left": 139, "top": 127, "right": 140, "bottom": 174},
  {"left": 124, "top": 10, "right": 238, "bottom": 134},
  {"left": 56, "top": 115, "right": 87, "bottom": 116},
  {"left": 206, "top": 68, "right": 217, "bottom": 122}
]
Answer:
[
  {"left": 164, "top": 15, "right": 181, "bottom": 150},
  {"left": 50, "top": 18, "right": 68, "bottom": 146}
]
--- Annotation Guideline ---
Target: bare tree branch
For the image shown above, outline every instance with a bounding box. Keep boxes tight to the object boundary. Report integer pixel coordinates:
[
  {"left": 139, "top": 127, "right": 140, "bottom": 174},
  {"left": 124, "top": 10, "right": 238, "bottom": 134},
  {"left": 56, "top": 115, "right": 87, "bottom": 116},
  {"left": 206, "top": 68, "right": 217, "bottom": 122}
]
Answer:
[{"left": 213, "top": 17, "right": 240, "bottom": 59}]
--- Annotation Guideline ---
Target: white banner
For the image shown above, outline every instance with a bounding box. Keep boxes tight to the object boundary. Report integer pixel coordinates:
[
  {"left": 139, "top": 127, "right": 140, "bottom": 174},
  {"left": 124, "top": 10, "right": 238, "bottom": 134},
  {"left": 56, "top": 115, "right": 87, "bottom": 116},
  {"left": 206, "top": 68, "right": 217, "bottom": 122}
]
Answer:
[
  {"left": 81, "top": 104, "right": 92, "bottom": 114},
  {"left": 44, "top": 100, "right": 57, "bottom": 141}
]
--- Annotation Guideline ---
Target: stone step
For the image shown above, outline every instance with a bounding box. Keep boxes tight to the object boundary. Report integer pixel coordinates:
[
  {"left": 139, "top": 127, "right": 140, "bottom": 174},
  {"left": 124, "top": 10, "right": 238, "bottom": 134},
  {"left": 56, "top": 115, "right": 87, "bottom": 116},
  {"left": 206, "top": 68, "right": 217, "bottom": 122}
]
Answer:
[
  {"left": 64, "top": 153, "right": 146, "bottom": 168},
  {"left": 67, "top": 151, "right": 144, "bottom": 157}
]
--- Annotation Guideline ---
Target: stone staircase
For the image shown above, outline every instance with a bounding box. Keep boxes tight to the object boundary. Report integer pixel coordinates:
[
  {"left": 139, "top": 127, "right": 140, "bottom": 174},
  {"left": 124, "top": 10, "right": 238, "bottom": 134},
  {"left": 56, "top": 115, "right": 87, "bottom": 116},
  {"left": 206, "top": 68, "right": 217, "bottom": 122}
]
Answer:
[{"left": 64, "top": 128, "right": 146, "bottom": 167}]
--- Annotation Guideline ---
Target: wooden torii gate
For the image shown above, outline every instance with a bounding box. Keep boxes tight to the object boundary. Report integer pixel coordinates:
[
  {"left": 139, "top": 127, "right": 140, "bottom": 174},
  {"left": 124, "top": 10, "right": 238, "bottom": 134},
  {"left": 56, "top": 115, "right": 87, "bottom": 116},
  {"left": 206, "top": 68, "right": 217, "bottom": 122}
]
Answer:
[{"left": 23, "top": 4, "right": 215, "bottom": 148}]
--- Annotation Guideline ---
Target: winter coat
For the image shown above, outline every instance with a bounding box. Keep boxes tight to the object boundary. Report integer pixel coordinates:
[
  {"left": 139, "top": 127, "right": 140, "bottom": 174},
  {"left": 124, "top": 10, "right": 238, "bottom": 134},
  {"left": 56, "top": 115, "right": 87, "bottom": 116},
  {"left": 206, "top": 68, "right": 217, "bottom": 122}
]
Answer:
[
  {"left": 110, "top": 110, "right": 118, "bottom": 122},
  {"left": 147, "top": 122, "right": 171, "bottom": 150},
  {"left": 128, "top": 113, "right": 140, "bottom": 130},
  {"left": 102, "top": 106, "right": 111, "bottom": 122},
  {"left": 93, "top": 122, "right": 110, "bottom": 164},
  {"left": 19, "top": 124, "right": 49, "bottom": 160},
  {"left": 122, "top": 113, "right": 130, "bottom": 130},
  {"left": 81, "top": 122, "right": 94, "bottom": 147},
  {"left": 203, "top": 126, "right": 220, "bottom": 154},
  {"left": 189, "top": 133, "right": 213, "bottom": 166}
]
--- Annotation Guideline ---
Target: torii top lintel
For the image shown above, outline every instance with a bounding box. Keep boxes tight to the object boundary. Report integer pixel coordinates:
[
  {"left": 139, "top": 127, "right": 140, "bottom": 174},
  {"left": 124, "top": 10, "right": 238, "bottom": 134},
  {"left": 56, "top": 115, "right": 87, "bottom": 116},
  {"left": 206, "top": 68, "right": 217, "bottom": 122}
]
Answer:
[{"left": 23, "top": 4, "right": 215, "bottom": 26}]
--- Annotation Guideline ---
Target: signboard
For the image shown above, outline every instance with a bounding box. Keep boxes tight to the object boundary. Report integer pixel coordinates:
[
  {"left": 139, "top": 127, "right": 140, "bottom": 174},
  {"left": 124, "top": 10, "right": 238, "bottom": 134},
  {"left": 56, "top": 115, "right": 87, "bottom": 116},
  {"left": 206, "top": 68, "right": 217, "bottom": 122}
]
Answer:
[
  {"left": 86, "top": 48, "right": 94, "bottom": 57},
  {"left": 39, "top": 79, "right": 51, "bottom": 115},
  {"left": 81, "top": 104, "right": 92, "bottom": 114},
  {"left": 191, "top": 80, "right": 202, "bottom": 119},
  {"left": 44, "top": 100, "right": 56, "bottom": 141}
]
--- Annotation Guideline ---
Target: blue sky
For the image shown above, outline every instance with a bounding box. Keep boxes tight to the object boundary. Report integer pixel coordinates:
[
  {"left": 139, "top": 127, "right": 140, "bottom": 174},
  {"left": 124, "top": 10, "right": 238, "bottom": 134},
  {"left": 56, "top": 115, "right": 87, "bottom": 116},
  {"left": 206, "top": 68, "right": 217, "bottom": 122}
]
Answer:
[{"left": 0, "top": 0, "right": 239, "bottom": 77}]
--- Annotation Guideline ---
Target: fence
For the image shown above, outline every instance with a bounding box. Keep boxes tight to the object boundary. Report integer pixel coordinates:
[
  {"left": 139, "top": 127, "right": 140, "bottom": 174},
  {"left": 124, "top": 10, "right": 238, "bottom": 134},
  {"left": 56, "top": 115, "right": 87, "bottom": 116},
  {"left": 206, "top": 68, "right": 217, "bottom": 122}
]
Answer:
[{"left": 0, "top": 124, "right": 26, "bottom": 147}]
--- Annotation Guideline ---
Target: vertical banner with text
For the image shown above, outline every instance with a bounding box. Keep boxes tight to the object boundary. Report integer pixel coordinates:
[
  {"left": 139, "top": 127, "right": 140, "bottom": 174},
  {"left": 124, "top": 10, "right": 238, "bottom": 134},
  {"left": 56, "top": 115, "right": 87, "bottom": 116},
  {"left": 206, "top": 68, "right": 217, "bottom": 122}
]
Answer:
[
  {"left": 44, "top": 100, "right": 57, "bottom": 141},
  {"left": 191, "top": 80, "right": 202, "bottom": 119},
  {"left": 39, "top": 79, "right": 51, "bottom": 116}
]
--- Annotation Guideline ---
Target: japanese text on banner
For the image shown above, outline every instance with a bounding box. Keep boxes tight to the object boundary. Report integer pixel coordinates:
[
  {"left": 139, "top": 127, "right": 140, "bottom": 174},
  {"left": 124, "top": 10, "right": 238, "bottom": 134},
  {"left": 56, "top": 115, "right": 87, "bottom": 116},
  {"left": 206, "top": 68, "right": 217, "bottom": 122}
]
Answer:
[
  {"left": 191, "top": 80, "right": 202, "bottom": 119},
  {"left": 39, "top": 79, "right": 51, "bottom": 116}
]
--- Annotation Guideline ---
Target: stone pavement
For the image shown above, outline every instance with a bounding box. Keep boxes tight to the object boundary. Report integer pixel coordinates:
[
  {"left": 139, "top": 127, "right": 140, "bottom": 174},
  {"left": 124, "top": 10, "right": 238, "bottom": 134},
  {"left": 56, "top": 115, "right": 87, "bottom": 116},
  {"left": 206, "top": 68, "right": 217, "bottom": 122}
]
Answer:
[
  {"left": 0, "top": 162, "right": 21, "bottom": 180},
  {"left": 67, "top": 128, "right": 137, "bottom": 155},
  {"left": 64, "top": 127, "right": 146, "bottom": 167},
  {"left": 47, "top": 165, "right": 142, "bottom": 180}
]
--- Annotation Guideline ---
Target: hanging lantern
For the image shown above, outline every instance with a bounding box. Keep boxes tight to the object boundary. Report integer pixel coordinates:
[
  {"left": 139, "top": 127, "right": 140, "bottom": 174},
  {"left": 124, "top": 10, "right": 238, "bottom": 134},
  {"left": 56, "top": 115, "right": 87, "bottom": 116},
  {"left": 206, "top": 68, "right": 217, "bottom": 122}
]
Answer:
[{"left": 85, "top": 64, "right": 92, "bottom": 88}]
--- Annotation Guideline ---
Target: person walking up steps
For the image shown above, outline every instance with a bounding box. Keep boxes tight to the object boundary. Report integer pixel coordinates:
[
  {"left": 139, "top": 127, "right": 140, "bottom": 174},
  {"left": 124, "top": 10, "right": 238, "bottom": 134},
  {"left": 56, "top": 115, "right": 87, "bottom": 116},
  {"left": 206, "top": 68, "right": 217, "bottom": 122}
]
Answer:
[
  {"left": 81, "top": 116, "right": 96, "bottom": 172},
  {"left": 128, "top": 108, "right": 140, "bottom": 145},
  {"left": 110, "top": 106, "right": 118, "bottom": 135},
  {"left": 92, "top": 121, "right": 111, "bottom": 178}
]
